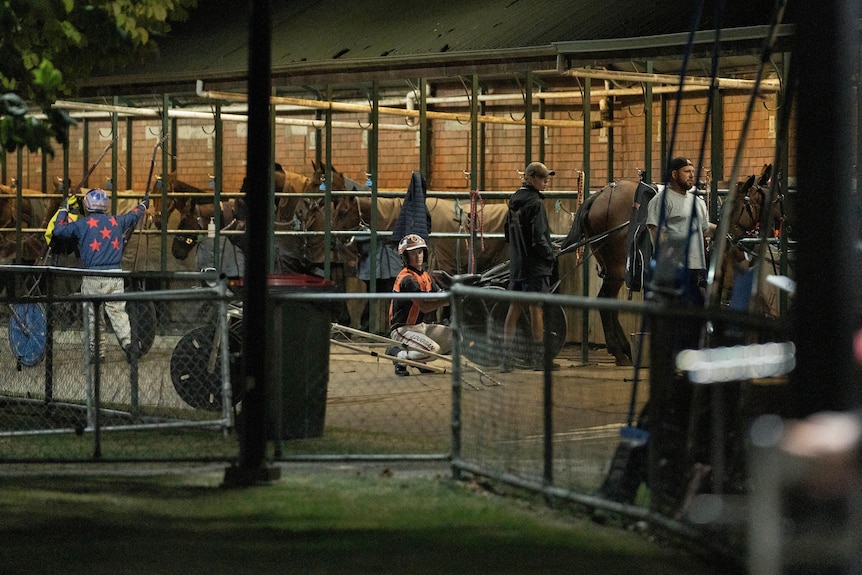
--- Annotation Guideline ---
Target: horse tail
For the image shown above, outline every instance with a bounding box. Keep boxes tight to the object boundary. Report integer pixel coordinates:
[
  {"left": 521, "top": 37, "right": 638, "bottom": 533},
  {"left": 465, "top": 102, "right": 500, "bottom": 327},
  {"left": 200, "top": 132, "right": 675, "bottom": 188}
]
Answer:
[{"left": 561, "top": 193, "right": 596, "bottom": 250}]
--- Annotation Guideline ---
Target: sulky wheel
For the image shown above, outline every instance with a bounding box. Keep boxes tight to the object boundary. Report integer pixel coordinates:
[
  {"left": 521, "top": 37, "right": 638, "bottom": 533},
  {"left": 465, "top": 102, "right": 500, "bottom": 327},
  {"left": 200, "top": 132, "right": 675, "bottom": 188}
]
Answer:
[
  {"left": 8, "top": 302, "right": 47, "bottom": 367},
  {"left": 170, "top": 325, "right": 243, "bottom": 411},
  {"left": 125, "top": 300, "right": 157, "bottom": 356},
  {"left": 487, "top": 300, "right": 567, "bottom": 365},
  {"left": 459, "top": 288, "right": 503, "bottom": 367},
  {"left": 105, "top": 300, "right": 157, "bottom": 357}
]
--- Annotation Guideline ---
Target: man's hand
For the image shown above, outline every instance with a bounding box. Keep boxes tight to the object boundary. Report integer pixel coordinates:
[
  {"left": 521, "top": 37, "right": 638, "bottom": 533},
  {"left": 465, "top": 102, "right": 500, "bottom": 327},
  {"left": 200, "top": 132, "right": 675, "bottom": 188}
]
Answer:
[
  {"left": 552, "top": 241, "right": 562, "bottom": 258},
  {"left": 140, "top": 193, "right": 150, "bottom": 209}
]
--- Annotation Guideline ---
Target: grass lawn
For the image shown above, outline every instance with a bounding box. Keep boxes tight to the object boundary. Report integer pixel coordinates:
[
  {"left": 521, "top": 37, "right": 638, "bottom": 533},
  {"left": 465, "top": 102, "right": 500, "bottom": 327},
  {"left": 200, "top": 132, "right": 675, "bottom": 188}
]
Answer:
[{"left": 0, "top": 462, "right": 738, "bottom": 575}]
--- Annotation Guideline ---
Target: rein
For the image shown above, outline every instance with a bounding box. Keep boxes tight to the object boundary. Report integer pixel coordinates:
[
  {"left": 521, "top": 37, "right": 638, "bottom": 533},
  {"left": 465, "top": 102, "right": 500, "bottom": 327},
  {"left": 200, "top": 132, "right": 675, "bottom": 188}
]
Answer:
[{"left": 468, "top": 189, "right": 485, "bottom": 272}]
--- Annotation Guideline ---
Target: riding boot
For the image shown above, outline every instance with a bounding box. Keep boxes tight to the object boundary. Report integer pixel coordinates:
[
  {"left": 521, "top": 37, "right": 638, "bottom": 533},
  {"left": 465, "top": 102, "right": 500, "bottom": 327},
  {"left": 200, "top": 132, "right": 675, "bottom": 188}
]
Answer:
[
  {"left": 531, "top": 343, "right": 560, "bottom": 371},
  {"left": 499, "top": 341, "right": 515, "bottom": 373}
]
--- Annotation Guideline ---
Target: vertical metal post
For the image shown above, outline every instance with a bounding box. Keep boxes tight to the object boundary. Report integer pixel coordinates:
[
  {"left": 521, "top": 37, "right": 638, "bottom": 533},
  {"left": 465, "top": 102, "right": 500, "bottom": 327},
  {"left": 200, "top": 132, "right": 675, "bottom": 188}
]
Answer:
[
  {"left": 325, "top": 86, "right": 335, "bottom": 279},
  {"left": 269, "top": 93, "right": 277, "bottom": 273},
  {"left": 368, "top": 81, "right": 379, "bottom": 294},
  {"left": 480, "top": 82, "right": 487, "bottom": 191},
  {"left": 125, "top": 117, "right": 133, "bottom": 191},
  {"left": 524, "top": 71, "right": 533, "bottom": 162},
  {"left": 539, "top": 86, "right": 546, "bottom": 163},
  {"left": 419, "top": 78, "right": 429, "bottom": 177},
  {"left": 645, "top": 62, "right": 654, "bottom": 183},
  {"left": 82, "top": 119, "right": 90, "bottom": 188},
  {"left": 660, "top": 96, "right": 668, "bottom": 179},
  {"left": 161, "top": 93, "right": 172, "bottom": 273},
  {"left": 62, "top": 133, "right": 70, "bottom": 192},
  {"left": 212, "top": 103, "right": 223, "bottom": 271},
  {"left": 607, "top": 96, "right": 614, "bottom": 181},
  {"left": 778, "top": 54, "right": 792, "bottom": 317},
  {"left": 218, "top": 278, "right": 233, "bottom": 434},
  {"left": 471, "top": 74, "right": 479, "bottom": 192},
  {"left": 111, "top": 97, "right": 119, "bottom": 213},
  {"left": 469, "top": 74, "right": 480, "bottom": 273},
  {"left": 580, "top": 77, "right": 591, "bottom": 365},
  {"left": 449, "top": 279, "right": 463, "bottom": 480},
  {"left": 791, "top": 0, "right": 861, "bottom": 413},
  {"left": 15, "top": 148, "right": 22, "bottom": 264},
  {"left": 92, "top": 309, "right": 102, "bottom": 459},
  {"left": 227, "top": 0, "right": 276, "bottom": 484},
  {"left": 40, "top": 152, "right": 47, "bottom": 193},
  {"left": 543, "top": 304, "right": 553, "bottom": 487},
  {"left": 710, "top": 90, "right": 724, "bottom": 220},
  {"left": 44, "top": 271, "right": 54, "bottom": 402}
]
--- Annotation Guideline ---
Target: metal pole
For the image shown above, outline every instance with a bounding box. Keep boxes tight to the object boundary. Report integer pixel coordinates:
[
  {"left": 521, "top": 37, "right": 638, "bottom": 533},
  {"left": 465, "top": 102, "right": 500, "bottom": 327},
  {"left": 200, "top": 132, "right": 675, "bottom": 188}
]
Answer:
[
  {"left": 580, "top": 76, "right": 591, "bottom": 364},
  {"left": 790, "top": 0, "right": 861, "bottom": 414},
  {"left": 161, "top": 94, "right": 172, "bottom": 273},
  {"left": 111, "top": 98, "right": 119, "bottom": 213},
  {"left": 419, "top": 78, "right": 429, "bottom": 177},
  {"left": 449, "top": 279, "right": 463, "bottom": 481},
  {"left": 644, "top": 62, "right": 654, "bottom": 183},
  {"left": 226, "top": 0, "right": 278, "bottom": 484}
]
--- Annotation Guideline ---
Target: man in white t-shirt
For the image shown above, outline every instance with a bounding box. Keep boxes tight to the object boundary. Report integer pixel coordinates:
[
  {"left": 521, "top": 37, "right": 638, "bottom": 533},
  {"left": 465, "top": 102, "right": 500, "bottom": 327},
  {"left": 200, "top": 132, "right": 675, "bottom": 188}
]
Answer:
[{"left": 647, "top": 156, "right": 716, "bottom": 303}]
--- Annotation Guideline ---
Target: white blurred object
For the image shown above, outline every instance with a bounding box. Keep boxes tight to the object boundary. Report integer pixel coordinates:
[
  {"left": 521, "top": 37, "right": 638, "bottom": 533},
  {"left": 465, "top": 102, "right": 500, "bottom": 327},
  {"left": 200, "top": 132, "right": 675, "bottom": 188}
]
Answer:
[{"left": 766, "top": 274, "right": 796, "bottom": 294}]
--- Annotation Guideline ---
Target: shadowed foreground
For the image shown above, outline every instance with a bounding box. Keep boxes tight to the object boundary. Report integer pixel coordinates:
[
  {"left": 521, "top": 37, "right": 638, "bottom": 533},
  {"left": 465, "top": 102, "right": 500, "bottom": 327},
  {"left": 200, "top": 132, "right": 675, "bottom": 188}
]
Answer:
[{"left": 0, "top": 462, "right": 736, "bottom": 575}]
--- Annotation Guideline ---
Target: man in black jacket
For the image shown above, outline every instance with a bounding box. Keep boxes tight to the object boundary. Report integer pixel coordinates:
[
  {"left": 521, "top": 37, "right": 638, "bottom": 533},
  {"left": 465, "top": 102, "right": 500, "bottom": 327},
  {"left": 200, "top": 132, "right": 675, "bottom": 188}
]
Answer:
[{"left": 501, "top": 162, "right": 558, "bottom": 372}]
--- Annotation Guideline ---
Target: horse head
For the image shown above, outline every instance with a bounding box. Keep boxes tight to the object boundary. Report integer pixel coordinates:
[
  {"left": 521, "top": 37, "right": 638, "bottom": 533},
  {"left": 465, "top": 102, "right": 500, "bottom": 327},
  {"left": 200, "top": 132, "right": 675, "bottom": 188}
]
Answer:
[
  {"left": 728, "top": 164, "right": 778, "bottom": 239},
  {"left": 168, "top": 198, "right": 201, "bottom": 261},
  {"left": 332, "top": 194, "right": 363, "bottom": 232},
  {"left": 311, "top": 160, "right": 348, "bottom": 191},
  {"left": 274, "top": 167, "right": 313, "bottom": 224}
]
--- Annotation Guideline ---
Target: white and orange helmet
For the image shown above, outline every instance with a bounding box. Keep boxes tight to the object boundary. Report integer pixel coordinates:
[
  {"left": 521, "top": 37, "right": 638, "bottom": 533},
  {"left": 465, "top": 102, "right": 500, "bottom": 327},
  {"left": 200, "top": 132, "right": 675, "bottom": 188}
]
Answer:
[{"left": 397, "top": 233, "right": 428, "bottom": 265}]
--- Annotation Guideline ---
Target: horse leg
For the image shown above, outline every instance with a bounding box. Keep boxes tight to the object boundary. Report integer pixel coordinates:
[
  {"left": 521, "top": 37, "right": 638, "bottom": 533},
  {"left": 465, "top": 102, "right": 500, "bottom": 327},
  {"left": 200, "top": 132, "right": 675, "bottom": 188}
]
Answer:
[{"left": 598, "top": 278, "right": 633, "bottom": 366}]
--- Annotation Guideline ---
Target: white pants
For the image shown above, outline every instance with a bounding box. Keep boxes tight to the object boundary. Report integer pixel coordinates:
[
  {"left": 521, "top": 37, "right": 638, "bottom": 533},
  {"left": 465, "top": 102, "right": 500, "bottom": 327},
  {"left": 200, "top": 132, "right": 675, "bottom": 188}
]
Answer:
[
  {"left": 390, "top": 323, "right": 452, "bottom": 364},
  {"left": 82, "top": 274, "right": 132, "bottom": 350}
]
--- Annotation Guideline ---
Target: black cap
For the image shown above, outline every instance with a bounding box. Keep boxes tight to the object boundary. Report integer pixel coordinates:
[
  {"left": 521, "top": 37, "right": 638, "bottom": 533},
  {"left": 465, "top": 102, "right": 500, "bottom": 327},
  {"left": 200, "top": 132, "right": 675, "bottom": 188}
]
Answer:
[{"left": 665, "top": 157, "right": 693, "bottom": 180}]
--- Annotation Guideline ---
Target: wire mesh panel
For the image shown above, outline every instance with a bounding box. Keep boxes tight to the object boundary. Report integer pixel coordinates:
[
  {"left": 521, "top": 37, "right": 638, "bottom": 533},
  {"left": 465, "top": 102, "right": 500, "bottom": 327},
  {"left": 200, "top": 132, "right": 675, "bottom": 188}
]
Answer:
[
  {"left": 0, "top": 267, "right": 237, "bottom": 461},
  {"left": 453, "top": 285, "right": 647, "bottom": 493},
  {"left": 288, "top": 291, "right": 453, "bottom": 457}
]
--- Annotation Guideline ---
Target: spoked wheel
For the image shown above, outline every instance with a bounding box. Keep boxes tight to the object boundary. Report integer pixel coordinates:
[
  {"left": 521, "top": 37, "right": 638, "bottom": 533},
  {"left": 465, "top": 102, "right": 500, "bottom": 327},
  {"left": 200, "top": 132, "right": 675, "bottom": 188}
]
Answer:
[
  {"left": 170, "top": 325, "right": 243, "bottom": 411},
  {"left": 125, "top": 300, "right": 157, "bottom": 356},
  {"left": 460, "top": 287, "right": 504, "bottom": 367},
  {"left": 8, "top": 303, "right": 47, "bottom": 367},
  {"left": 487, "top": 300, "right": 568, "bottom": 365}
]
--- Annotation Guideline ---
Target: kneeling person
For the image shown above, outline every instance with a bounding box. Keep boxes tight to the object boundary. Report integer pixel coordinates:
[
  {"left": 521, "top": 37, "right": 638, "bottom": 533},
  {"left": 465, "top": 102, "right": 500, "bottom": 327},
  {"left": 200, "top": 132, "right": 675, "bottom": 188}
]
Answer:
[{"left": 388, "top": 234, "right": 451, "bottom": 376}]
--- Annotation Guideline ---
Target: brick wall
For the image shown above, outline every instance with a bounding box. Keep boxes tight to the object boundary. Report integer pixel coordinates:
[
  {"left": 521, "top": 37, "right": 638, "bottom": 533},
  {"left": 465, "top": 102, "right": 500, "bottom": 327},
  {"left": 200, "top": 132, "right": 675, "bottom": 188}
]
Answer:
[{"left": 2, "top": 84, "right": 792, "bottom": 197}]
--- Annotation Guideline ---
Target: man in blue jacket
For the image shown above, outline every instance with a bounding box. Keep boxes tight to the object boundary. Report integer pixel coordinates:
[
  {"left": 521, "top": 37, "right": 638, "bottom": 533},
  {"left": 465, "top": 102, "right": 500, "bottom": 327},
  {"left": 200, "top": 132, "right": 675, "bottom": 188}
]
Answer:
[{"left": 52, "top": 188, "right": 148, "bottom": 363}]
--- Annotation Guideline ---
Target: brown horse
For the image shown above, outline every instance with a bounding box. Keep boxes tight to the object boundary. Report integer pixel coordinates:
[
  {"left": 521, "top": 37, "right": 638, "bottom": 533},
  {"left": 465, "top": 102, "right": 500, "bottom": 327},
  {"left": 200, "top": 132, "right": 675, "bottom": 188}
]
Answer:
[
  {"left": 560, "top": 167, "right": 785, "bottom": 366},
  {"left": 561, "top": 180, "right": 640, "bottom": 366},
  {"left": 168, "top": 163, "right": 345, "bottom": 276},
  {"left": 330, "top": 190, "right": 510, "bottom": 277},
  {"left": 712, "top": 164, "right": 784, "bottom": 313}
]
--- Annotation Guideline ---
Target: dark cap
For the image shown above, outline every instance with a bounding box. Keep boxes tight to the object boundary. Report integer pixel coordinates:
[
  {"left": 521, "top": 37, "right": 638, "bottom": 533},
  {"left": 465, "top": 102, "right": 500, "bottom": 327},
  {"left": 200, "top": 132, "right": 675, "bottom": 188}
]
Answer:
[
  {"left": 664, "top": 157, "right": 693, "bottom": 181},
  {"left": 524, "top": 162, "right": 555, "bottom": 179},
  {"left": 668, "top": 157, "right": 693, "bottom": 173}
]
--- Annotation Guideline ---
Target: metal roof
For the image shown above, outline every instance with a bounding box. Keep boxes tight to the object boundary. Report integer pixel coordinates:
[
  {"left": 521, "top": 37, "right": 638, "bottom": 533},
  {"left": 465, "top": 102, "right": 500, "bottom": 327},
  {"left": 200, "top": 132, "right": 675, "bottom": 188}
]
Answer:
[{"left": 79, "top": 0, "right": 807, "bottom": 100}]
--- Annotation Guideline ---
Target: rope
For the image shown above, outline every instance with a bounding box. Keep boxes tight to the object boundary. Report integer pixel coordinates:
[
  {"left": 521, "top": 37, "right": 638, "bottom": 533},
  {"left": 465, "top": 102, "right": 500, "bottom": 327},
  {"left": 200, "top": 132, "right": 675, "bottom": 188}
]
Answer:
[{"left": 468, "top": 189, "right": 485, "bottom": 272}]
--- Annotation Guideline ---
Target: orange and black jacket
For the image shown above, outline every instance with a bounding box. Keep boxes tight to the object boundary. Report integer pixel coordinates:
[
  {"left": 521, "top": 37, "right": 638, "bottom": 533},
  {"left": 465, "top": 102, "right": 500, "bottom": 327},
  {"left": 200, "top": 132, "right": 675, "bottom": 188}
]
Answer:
[{"left": 388, "top": 265, "right": 437, "bottom": 330}]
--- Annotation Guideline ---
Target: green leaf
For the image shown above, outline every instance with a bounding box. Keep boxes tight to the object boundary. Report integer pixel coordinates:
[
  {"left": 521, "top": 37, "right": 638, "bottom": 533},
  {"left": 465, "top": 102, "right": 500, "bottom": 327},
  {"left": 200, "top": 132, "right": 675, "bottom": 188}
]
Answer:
[{"left": 33, "top": 60, "right": 63, "bottom": 93}]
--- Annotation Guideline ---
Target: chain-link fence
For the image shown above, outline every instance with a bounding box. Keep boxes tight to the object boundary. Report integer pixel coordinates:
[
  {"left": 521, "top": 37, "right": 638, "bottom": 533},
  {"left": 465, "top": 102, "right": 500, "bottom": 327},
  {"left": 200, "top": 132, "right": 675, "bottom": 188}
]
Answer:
[
  {"left": 0, "top": 267, "right": 455, "bottom": 462},
  {"left": 448, "top": 279, "right": 793, "bottom": 559},
  {"left": 1, "top": 265, "right": 237, "bottom": 461},
  {"left": 450, "top": 284, "right": 648, "bottom": 492},
  {"left": 2, "top": 262, "right": 796, "bottom": 562}
]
